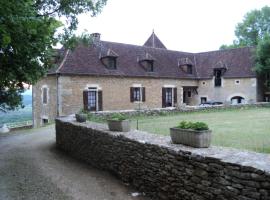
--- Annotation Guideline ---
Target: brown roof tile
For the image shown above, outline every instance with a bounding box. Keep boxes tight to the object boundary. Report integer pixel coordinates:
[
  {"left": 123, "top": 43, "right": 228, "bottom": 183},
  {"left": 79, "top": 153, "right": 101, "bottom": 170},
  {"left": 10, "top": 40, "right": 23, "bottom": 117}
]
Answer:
[{"left": 48, "top": 33, "right": 256, "bottom": 79}]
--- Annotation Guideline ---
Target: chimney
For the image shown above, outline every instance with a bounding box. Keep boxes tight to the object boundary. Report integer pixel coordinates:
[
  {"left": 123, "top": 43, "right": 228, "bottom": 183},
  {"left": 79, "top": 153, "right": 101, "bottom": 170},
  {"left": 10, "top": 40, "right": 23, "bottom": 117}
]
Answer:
[{"left": 91, "top": 33, "right": 101, "bottom": 44}]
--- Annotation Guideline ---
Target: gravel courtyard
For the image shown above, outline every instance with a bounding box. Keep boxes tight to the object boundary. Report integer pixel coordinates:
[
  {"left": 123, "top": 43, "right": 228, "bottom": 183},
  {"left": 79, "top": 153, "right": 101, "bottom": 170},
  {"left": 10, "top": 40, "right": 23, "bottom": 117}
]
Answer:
[{"left": 0, "top": 125, "right": 149, "bottom": 200}]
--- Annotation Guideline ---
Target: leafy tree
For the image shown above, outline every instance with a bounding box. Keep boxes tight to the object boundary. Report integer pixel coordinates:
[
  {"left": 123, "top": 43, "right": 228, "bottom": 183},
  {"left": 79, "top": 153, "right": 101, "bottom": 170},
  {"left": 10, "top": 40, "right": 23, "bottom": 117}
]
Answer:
[
  {"left": 0, "top": 0, "right": 107, "bottom": 111},
  {"left": 220, "top": 6, "right": 270, "bottom": 49},
  {"left": 255, "top": 34, "right": 270, "bottom": 88}
]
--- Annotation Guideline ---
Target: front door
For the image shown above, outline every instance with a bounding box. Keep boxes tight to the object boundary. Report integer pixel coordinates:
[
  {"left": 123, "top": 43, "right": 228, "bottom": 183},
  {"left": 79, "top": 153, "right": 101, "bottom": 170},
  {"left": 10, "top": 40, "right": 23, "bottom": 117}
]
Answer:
[{"left": 88, "top": 90, "right": 97, "bottom": 111}]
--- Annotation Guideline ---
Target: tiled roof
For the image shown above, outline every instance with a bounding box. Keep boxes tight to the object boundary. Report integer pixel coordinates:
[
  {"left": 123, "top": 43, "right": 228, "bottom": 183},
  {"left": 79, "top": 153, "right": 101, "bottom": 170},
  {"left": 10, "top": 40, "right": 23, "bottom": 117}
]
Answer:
[
  {"left": 48, "top": 33, "right": 256, "bottom": 79},
  {"left": 143, "top": 32, "right": 167, "bottom": 49}
]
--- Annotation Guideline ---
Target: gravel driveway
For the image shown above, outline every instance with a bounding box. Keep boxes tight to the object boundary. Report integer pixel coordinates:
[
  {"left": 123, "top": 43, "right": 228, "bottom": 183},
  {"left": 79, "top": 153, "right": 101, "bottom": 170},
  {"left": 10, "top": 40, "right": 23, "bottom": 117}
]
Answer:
[{"left": 0, "top": 125, "right": 149, "bottom": 200}]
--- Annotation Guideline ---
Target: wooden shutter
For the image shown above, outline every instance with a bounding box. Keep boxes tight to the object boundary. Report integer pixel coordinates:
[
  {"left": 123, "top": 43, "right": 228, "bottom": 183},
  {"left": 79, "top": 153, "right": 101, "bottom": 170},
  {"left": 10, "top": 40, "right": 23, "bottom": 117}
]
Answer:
[
  {"left": 83, "top": 90, "right": 88, "bottom": 111},
  {"left": 174, "top": 87, "right": 177, "bottom": 105},
  {"left": 98, "top": 90, "right": 103, "bottom": 111},
  {"left": 130, "top": 87, "right": 134, "bottom": 102},
  {"left": 162, "top": 87, "right": 166, "bottom": 108},
  {"left": 142, "top": 87, "right": 146, "bottom": 102}
]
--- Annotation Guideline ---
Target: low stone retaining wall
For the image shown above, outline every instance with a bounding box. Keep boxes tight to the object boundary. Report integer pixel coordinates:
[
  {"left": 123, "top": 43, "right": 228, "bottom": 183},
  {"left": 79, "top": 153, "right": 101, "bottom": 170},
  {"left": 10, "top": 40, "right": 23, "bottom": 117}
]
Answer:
[
  {"left": 56, "top": 116, "right": 270, "bottom": 200},
  {"left": 93, "top": 102, "right": 270, "bottom": 118}
]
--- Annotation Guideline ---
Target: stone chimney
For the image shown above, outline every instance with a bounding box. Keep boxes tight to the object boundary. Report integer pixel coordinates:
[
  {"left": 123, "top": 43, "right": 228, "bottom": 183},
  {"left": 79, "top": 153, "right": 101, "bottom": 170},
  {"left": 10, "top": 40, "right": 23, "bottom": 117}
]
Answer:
[{"left": 91, "top": 33, "right": 101, "bottom": 44}]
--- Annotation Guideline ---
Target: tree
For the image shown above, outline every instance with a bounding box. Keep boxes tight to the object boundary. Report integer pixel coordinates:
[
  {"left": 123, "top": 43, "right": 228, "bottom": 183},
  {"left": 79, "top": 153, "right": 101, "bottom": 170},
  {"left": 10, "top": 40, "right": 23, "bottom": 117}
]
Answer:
[
  {"left": 220, "top": 6, "right": 270, "bottom": 49},
  {"left": 0, "top": 0, "right": 107, "bottom": 111},
  {"left": 254, "top": 34, "right": 270, "bottom": 87}
]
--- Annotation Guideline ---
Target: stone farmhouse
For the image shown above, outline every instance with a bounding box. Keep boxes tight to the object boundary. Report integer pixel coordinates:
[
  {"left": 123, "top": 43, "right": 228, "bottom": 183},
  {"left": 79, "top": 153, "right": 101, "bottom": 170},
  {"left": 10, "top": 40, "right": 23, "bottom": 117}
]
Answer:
[{"left": 33, "top": 32, "right": 269, "bottom": 127}]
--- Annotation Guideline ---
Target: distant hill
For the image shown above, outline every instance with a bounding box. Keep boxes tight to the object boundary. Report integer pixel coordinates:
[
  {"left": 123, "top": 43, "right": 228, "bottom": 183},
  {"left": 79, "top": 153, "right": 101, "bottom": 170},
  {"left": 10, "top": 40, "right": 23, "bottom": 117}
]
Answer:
[{"left": 23, "top": 95, "right": 32, "bottom": 106}]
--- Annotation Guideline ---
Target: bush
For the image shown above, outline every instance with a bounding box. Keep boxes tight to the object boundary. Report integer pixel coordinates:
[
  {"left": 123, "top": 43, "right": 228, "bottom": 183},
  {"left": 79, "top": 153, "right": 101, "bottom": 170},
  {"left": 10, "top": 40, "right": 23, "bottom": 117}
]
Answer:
[
  {"left": 108, "top": 113, "right": 127, "bottom": 121},
  {"left": 177, "top": 121, "right": 209, "bottom": 131}
]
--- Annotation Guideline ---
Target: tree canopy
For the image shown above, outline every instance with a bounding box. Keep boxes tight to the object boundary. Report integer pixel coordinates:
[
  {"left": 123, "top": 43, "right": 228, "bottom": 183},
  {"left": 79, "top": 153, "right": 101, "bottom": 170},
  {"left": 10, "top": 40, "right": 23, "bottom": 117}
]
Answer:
[
  {"left": 220, "top": 6, "right": 270, "bottom": 50},
  {"left": 220, "top": 6, "right": 270, "bottom": 89},
  {"left": 0, "top": 0, "right": 107, "bottom": 111}
]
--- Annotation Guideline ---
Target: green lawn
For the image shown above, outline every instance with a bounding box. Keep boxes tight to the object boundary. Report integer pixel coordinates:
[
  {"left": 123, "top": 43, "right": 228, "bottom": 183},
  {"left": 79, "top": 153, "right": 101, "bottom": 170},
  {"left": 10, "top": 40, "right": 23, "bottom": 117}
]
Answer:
[{"left": 129, "top": 107, "right": 270, "bottom": 153}]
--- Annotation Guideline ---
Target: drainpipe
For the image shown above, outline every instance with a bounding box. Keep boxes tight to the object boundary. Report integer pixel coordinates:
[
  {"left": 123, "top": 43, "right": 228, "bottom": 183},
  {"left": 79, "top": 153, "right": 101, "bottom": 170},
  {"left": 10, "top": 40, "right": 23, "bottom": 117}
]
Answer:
[{"left": 56, "top": 73, "right": 60, "bottom": 117}]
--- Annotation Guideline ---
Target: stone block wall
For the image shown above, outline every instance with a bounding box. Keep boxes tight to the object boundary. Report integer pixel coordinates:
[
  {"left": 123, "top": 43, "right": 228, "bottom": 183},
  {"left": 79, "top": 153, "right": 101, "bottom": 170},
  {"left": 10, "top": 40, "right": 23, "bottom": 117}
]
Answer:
[{"left": 56, "top": 116, "right": 270, "bottom": 200}]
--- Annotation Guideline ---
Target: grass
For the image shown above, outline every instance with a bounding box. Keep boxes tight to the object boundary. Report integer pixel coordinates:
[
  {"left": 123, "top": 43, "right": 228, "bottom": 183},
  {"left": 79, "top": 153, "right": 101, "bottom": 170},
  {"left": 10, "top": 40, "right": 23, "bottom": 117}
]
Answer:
[{"left": 127, "top": 107, "right": 270, "bottom": 153}]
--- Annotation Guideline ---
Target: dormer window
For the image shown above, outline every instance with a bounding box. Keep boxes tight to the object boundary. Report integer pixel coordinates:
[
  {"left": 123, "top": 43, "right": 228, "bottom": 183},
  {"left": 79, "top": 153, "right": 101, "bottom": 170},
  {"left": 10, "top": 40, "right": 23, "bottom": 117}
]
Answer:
[
  {"left": 214, "top": 69, "right": 222, "bottom": 87},
  {"left": 146, "top": 60, "right": 154, "bottom": 72},
  {"left": 187, "top": 65, "right": 192, "bottom": 74},
  {"left": 108, "top": 57, "right": 117, "bottom": 69},
  {"left": 101, "top": 56, "right": 117, "bottom": 70},
  {"left": 178, "top": 58, "right": 193, "bottom": 74},
  {"left": 138, "top": 52, "right": 155, "bottom": 72}
]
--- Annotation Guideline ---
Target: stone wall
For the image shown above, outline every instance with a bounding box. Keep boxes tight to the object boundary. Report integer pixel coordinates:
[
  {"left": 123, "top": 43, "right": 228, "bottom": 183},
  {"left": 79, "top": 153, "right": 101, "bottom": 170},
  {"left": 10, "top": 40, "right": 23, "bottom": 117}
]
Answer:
[
  {"left": 33, "top": 75, "right": 57, "bottom": 127},
  {"left": 57, "top": 75, "right": 198, "bottom": 116},
  {"left": 56, "top": 116, "right": 270, "bottom": 200},
  {"left": 198, "top": 77, "right": 258, "bottom": 104}
]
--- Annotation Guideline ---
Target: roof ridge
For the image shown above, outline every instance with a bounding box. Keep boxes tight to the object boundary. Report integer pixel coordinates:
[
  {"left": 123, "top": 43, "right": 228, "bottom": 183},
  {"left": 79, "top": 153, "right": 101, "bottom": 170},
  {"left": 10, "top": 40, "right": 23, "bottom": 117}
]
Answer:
[{"left": 195, "top": 46, "right": 255, "bottom": 55}]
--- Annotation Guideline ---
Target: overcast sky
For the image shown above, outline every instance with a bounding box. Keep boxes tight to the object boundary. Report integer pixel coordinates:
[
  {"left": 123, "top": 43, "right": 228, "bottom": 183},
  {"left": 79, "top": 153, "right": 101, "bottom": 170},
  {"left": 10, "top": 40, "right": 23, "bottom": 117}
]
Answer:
[{"left": 75, "top": 0, "right": 269, "bottom": 53}]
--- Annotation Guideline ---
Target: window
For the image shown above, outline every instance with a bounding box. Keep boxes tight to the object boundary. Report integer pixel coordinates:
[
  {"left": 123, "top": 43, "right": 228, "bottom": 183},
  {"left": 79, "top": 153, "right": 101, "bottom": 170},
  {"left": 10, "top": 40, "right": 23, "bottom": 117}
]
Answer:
[
  {"left": 130, "top": 87, "right": 145, "bottom": 102},
  {"left": 202, "top": 81, "right": 206, "bottom": 85},
  {"left": 162, "top": 87, "right": 177, "bottom": 108},
  {"left": 42, "top": 87, "right": 48, "bottom": 104},
  {"left": 201, "top": 97, "right": 207, "bottom": 104},
  {"left": 133, "top": 88, "right": 141, "bottom": 101},
  {"left": 42, "top": 118, "right": 49, "bottom": 125},
  {"left": 187, "top": 65, "right": 192, "bottom": 74},
  {"left": 107, "top": 57, "right": 117, "bottom": 69},
  {"left": 146, "top": 60, "right": 154, "bottom": 72},
  {"left": 214, "top": 69, "right": 222, "bottom": 87},
  {"left": 187, "top": 91, "right": 192, "bottom": 98},
  {"left": 83, "top": 87, "right": 103, "bottom": 111},
  {"left": 235, "top": 80, "right": 240, "bottom": 85}
]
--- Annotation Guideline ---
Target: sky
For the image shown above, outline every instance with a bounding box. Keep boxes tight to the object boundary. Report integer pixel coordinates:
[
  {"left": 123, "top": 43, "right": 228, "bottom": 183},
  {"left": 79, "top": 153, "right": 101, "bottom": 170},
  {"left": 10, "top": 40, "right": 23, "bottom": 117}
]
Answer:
[{"left": 75, "top": 0, "right": 270, "bottom": 53}]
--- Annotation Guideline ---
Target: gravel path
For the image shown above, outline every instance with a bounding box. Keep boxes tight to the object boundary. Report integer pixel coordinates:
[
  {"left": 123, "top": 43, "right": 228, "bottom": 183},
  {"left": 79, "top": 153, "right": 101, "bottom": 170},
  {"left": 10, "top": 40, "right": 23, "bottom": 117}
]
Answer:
[{"left": 0, "top": 125, "right": 149, "bottom": 200}]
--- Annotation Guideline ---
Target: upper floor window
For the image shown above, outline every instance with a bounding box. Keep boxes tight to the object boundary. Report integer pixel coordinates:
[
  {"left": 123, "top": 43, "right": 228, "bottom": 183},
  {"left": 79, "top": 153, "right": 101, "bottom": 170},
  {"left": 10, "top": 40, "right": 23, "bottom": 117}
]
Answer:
[
  {"left": 42, "top": 87, "right": 48, "bottom": 104},
  {"left": 187, "top": 65, "right": 192, "bottom": 74},
  {"left": 146, "top": 60, "right": 154, "bottom": 72},
  {"left": 107, "top": 57, "right": 117, "bottom": 69},
  {"left": 214, "top": 69, "right": 222, "bottom": 87}
]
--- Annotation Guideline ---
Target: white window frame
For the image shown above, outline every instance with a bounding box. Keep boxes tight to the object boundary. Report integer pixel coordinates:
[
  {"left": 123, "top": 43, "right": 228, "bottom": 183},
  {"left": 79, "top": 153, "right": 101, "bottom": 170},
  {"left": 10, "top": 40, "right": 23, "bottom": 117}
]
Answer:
[
  {"left": 132, "top": 84, "right": 143, "bottom": 102},
  {"left": 163, "top": 85, "right": 176, "bottom": 107}
]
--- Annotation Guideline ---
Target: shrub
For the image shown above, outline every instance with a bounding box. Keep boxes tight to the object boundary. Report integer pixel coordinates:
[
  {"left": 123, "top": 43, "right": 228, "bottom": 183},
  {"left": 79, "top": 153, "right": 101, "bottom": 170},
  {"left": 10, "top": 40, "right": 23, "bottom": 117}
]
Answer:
[
  {"left": 109, "top": 113, "right": 127, "bottom": 121},
  {"left": 177, "top": 121, "right": 209, "bottom": 131}
]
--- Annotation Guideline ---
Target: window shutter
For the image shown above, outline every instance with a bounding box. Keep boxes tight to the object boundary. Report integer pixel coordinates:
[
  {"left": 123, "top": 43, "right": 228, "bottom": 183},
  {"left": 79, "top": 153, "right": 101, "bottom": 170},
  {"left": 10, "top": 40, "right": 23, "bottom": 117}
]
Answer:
[
  {"left": 98, "top": 90, "right": 103, "bottom": 111},
  {"left": 162, "top": 87, "right": 166, "bottom": 108},
  {"left": 142, "top": 87, "right": 146, "bottom": 102},
  {"left": 130, "top": 87, "right": 134, "bottom": 102},
  {"left": 83, "top": 90, "right": 88, "bottom": 111},
  {"left": 174, "top": 87, "right": 177, "bottom": 105}
]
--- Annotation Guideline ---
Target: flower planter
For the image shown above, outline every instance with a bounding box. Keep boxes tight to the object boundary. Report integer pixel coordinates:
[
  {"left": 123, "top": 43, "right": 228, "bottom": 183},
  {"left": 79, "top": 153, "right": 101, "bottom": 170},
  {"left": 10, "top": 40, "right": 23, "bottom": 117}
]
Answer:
[
  {"left": 107, "top": 120, "right": 131, "bottom": 132},
  {"left": 170, "top": 128, "right": 211, "bottom": 148},
  {"left": 75, "top": 113, "right": 87, "bottom": 123}
]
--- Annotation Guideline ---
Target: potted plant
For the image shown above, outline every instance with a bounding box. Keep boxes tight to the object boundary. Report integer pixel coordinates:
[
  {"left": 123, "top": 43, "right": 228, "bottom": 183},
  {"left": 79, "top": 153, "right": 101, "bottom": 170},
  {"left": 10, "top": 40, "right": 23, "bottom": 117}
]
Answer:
[
  {"left": 107, "top": 113, "right": 130, "bottom": 132},
  {"left": 170, "top": 121, "right": 211, "bottom": 148},
  {"left": 75, "top": 109, "right": 87, "bottom": 123}
]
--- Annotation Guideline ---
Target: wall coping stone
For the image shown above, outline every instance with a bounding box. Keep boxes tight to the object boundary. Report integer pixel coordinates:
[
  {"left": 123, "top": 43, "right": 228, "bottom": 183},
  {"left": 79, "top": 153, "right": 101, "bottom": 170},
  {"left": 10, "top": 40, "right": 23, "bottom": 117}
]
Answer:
[{"left": 58, "top": 115, "right": 270, "bottom": 174}]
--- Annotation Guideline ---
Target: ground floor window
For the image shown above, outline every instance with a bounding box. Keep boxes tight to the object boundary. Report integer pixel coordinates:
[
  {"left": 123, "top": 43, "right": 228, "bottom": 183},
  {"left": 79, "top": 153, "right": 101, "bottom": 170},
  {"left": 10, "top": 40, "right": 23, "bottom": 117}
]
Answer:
[
  {"left": 83, "top": 87, "right": 103, "bottom": 111},
  {"left": 162, "top": 87, "right": 177, "bottom": 107},
  {"left": 201, "top": 97, "right": 207, "bottom": 104},
  {"left": 130, "top": 87, "right": 145, "bottom": 102},
  {"left": 231, "top": 96, "right": 245, "bottom": 104},
  {"left": 265, "top": 95, "right": 270, "bottom": 102}
]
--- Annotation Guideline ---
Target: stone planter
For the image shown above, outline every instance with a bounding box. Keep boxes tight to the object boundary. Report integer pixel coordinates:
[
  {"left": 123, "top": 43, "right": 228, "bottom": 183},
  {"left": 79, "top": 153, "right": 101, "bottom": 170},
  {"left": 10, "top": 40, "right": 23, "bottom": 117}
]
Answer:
[
  {"left": 75, "top": 113, "right": 87, "bottom": 123},
  {"left": 107, "top": 120, "right": 130, "bottom": 132},
  {"left": 170, "top": 128, "right": 211, "bottom": 148}
]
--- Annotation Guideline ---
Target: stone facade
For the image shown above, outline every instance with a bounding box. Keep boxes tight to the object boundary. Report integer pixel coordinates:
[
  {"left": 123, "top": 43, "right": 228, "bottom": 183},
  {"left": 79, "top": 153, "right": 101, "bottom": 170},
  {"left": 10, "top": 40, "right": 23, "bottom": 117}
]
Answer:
[
  {"left": 33, "top": 75, "right": 57, "bottom": 127},
  {"left": 33, "top": 74, "right": 260, "bottom": 127},
  {"left": 56, "top": 116, "right": 270, "bottom": 200},
  {"left": 197, "top": 77, "right": 258, "bottom": 104}
]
